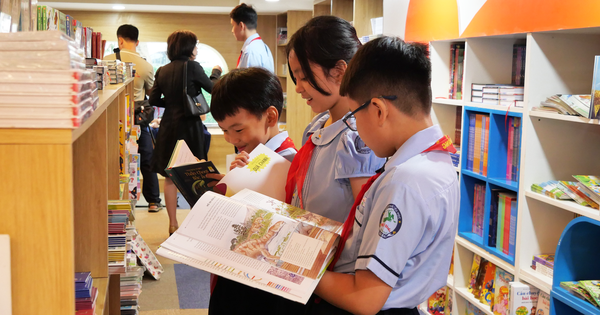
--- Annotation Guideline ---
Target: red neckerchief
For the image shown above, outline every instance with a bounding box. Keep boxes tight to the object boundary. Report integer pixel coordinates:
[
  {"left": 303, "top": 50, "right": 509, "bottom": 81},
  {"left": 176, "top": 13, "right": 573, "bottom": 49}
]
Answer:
[
  {"left": 236, "top": 36, "right": 262, "bottom": 68},
  {"left": 275, "top": 137, "right": 296, "bottom": 153},
  {"left": 327, "top": 135, "right": 457, "bottom": 271},
  {"left": 284, "top": 135, "right": 316, "bottom": 208}
]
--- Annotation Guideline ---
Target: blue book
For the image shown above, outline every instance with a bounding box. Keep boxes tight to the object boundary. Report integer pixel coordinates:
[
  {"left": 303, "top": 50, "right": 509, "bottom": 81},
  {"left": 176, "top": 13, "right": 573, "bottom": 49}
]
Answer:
[
  {"left": 468, "top": 113, "right": 475, "bottom": 171},
  {"left": 65, "top": 15, "right": 71, "bottom": 37},
  {"left": 508, "top": 199, "right": 517, "bottom": 257},
  {"left": 480, "top": 115, "right": 486, "bottom": 174},
  {"left": 488, "top": 189, "right": 500, "bottom": 247}
]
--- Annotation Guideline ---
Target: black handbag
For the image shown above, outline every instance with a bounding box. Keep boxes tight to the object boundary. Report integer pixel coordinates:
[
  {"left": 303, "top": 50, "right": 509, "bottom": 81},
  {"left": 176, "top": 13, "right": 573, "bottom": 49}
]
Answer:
[
  {"left": 183, "top": 60, "right": 210, "bottom": 116},
  {"left": 134, "top": 100, "right": 155, "bottom": 126}
]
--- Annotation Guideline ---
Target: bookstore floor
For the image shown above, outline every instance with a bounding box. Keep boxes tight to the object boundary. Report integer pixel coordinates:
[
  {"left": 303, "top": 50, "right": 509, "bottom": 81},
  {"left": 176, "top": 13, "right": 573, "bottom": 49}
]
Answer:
[{"left": 136, "top": 200, "right": 209, "bottom": 315}]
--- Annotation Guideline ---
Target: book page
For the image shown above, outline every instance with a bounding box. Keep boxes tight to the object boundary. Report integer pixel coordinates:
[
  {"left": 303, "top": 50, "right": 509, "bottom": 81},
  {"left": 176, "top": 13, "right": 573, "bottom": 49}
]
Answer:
[
  {"left": 168, "top": 140, "right": 198, "bottom": 168},
  {"left": 216, "top": 144, "right": 290, "bottom": 201}
]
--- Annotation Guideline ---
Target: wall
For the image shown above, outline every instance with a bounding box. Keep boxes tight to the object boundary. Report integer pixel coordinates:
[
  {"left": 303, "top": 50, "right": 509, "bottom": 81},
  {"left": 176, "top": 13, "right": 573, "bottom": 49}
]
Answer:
[{"left": 63, "top": 10, "right": 276, "bottom": 71}]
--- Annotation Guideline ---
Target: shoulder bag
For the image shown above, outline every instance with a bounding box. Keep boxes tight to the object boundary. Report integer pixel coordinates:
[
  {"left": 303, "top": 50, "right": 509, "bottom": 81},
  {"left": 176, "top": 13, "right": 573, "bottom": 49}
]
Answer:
[{"left": 183, "top": 60, "right": 210, "bottom": 116}]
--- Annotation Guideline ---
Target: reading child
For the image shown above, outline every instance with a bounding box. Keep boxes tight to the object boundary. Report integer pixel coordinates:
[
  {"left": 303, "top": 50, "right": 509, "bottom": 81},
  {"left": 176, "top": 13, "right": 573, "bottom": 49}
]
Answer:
[
  {"left": 285, "top": 16, "right": 386, "bottom": 223},
  {"left": 206, "top": 67, "right": 298, "bottom": 313},
  {"left": 307, "top": 37, "right": 460, "bottom": 315}
]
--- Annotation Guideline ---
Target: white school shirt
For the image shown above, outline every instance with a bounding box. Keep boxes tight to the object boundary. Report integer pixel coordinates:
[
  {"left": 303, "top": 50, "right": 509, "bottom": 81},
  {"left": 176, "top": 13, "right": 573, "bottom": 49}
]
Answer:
[
  {"left": 238, "top": 33, "right": 275, "bottom": 73},
  {"left": 264, "top": 131, "right": 297, "bottom": 162},
  {"left": 334, "top": 125, "right": 459, "bottom": 310},
  {"left": 290, "top": 111, "right": 386, "bottom": 222}
]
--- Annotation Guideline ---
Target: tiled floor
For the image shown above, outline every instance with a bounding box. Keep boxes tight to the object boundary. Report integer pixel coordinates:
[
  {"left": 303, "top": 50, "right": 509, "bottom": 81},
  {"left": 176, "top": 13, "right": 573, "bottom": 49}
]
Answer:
[{"left": 135, "top": 199, "right": 209, "bottom": 315}]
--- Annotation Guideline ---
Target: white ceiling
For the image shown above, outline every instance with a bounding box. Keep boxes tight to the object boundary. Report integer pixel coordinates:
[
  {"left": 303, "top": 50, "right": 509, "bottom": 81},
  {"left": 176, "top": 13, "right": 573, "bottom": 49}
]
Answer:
[{"left": 37, "top": 0, "right": 316, "bottom": 14}]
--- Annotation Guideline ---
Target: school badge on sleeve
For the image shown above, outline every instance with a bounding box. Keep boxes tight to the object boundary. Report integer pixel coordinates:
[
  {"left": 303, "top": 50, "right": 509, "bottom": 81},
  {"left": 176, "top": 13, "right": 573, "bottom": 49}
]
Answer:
[{"left": 379, "top": 204, "right": 402, "bottom": 239}]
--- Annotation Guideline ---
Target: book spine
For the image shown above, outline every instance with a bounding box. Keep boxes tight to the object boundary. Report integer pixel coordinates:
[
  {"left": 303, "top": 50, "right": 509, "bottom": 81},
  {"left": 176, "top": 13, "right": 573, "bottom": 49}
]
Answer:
[
  {"left": 483, "top": 115, "right": 489, "bottom": 176},
  {"left": 511, "top": 45, "right": 517, "bottom": 85},
  {"left": 503, "top": 196, "right": 511, "bottom": 255},
  {"left": 508, "top": 199, "right": 517, "bottom": 257},
  {"left": 468, "top": 113, "right": 475, "bottom": 171},
  {"left": 42, "top": 6, "right": 47, "bottom": 31},
  {"left": 455, "top": 106, "right": 462, "bottom": 147},
  {"left": 488, "top": 191, "right": 498, "bottom": 247},
  {"left": 449, "top": 44, "right": 456, "bottom": 99},
  {"left": 520, "top": 46, "right": 526, "bottom": 86},
  {"left": 457, "top": 44, "right": 465, "bottom": 100},
  {"left": 496, "top": 195, "right": 505, "bottom": 252},
  {"left": 479, "top": 185, "right": 486, "bottom": 237},
  {"left": 507, "top": 116, "right": 514, "bottom": 180},
  {"left": 473, "top": 114, "right": 482, "bottom": 174},
  {"left": 453, "top": 44, "right": 460, "bottom": 99},
  {"left": 473, "top": 184, "right": 480, "bottom": 235},
  {"left": 479, "top": 115, "right": 486, "bottom": 175},
  {"left": 513, "top": 118, "right": 521, "bottom": 181}
]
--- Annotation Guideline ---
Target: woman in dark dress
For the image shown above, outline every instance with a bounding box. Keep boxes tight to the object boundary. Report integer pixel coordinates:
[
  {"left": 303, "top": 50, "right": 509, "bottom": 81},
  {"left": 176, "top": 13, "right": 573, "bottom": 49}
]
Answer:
[{"left": 149, "top": 30, "right": 221, "bottom": 235}]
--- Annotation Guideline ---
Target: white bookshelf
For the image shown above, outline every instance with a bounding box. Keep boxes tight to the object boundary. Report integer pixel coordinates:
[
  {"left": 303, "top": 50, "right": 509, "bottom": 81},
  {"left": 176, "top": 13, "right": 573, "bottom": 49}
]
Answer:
[{"left": 396, "top": 24, "right": 600, "bottom": 315}]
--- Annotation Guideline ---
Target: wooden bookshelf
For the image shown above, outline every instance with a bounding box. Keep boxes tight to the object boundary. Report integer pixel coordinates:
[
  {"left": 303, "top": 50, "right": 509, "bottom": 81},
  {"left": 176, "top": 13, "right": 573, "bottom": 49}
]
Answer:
[
  {"left": 314, "top": 0, "right": 331, "bottom": 16},
  {"left": 331, "top": 0, "right": 353, "bottom": 22},
  {"left": 0, "top": 79, "right": 134, "bottom": 314},
  {"left": 353, "top": 0, "right": 383, "bottom": 38}
]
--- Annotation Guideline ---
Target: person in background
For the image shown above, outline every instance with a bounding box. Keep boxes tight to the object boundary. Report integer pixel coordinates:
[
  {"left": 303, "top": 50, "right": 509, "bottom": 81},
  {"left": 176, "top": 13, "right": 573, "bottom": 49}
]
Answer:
[
  {"left": 230, "top": 3, "right": 274, "bottom": 73},
  {"left": 149, "top": 30, "right": 221, "bottom": 235},
  {"left": 104, "top": 24, "right": 163, "bottom": 212}
]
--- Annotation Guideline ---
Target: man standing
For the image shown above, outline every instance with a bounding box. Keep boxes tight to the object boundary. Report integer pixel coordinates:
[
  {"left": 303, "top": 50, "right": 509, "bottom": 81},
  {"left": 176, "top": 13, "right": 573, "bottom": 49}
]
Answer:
[
  {"left": 104, "top": 24, "right": 163, "bottom": 212},
  {"left": 230, "top": 3, "right": 274, "bottom": 73}
]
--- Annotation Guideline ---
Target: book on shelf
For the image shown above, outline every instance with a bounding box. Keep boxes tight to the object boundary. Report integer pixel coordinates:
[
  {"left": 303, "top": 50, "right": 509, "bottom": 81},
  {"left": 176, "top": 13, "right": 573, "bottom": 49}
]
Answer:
[
  {"left": 473, "top": 260, "right": 492, "bottom": 299},
  {"left": 215, "top": 143, "right": 291, "bottom": 202},
  {"left": 449, "top": 43, "right": 465, "bottom": 100},
  {"left": 472, "top": 183, "right": 485, "bottom": 237},
  {"left": 558, "top": 180, "right": 600, "bottom": 209},
  {"left": 479, "top": 262, "right": 497, "bottom": 306},
  {"left": 535, "top": 94, "right": 591, "bottom": 117},
  {"left": 468, "top": 254, "right": 483, "bottom": 292},
  {"left": 75, "top": 272, "right": 97, "bottom": 313},
  {"left": 157, "top": 188, "right": 343, "bottom": 304},
  {"left": 493, "top": 268, "right": 514, "bottom": 315},
  {"left": 466, "top": 301, "right": 487, "bottom": 315},
  {"left": 511, "top": 44, "right": 526, "bottom": 86},
  {"left": 496, "top": 192, "right": 517, "bottom": 256},
  {"left": 531, "top": 254, "right": 554, "bottom": 278},
  {"left": 560, "top": 281, "right": 600, "bottom": 308},
  {"left": 572, "top": 175, "right": 600, "bottom": 205},
  {"left": 488, "top": 189, "right": 501, "bottom": 247},
  {"left": 164, "top": 139, "right": 220, "bottom": 207},
  {"left": 590, "top": 55, "right": 600, "bottom": 119},
  {"left": 466, "top": 113, "right": 489, "bottom": 176},
  {"left": 455, "top": 106, "right": 462, "bottom": 147},
  {"left": 536, "top": 291, "right": 550, "bottom": 315},
  {"left": 508, "top": 282, "right": 539, "bottom": 315},
  {"left": 427, "top": 286, "right": 448, "bottom": 315}
]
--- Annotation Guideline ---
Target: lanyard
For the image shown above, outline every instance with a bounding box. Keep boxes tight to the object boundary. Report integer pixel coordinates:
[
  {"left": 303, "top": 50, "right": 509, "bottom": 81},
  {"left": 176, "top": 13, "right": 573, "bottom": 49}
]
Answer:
[{"left": 236, "top": 36, "right": 262, "bottom": 67}]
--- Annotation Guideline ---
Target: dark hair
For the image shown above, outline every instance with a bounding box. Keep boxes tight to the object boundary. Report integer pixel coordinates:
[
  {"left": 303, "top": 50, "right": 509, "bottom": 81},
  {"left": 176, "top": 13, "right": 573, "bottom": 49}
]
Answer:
[
  {"left": 340, "top": 37, "right": 432, "bottom": 116},
  {"left": 230, "top": 3, "right": 257, "bottom": 30},
  {"left": 211, "top": 68, "right": 283, "bottom": 122},
  {"left": 117, "top": 24, "right": 139, "bottom": 42},
  {"left": 166, "top": 30, "right": 197, "bottom": 61},
  {"left": 286, "top": 16, "right": 360, "bottom": 96}
]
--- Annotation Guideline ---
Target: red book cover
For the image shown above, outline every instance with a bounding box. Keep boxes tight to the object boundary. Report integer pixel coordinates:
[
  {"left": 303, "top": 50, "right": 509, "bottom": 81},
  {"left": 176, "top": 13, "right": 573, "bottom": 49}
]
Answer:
[
  {"left": 91, "top": 32, "right": 97, "bottom": 58},
  {"left": 101, "top": 39, "right": 106, "bottom": 59},
  {"left": 503, "top": 195, "right": 511, "bottom": 255}
]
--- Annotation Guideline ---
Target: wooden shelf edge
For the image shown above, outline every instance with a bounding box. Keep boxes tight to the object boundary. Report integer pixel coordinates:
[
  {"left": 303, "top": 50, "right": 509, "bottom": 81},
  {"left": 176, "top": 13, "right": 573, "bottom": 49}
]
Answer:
[
  {"left": 454, "top": 287, "right": 494, "bottom": 315},
  {"left": 433, "top": 98, "right": 464, "bottom": 106},
  {"left": 529, "top": 110, "right": 600, "bottom": 125},
  {"left": 93, "top": 277, "right": 109, "bottom": 315},
  {"left": 518, "top": 267, "right": 552, "bottom": 294},
  {"left": 455, "top": 236, "right": 516, "bottom": 275},
  {"left": 524, "top": 190, "right": 600, "bottom": 221}
]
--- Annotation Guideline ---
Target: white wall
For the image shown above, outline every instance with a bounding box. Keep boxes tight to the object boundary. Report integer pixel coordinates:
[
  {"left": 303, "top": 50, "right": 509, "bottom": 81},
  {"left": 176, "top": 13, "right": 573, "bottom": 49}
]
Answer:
[{"left": 383, "top": 0, "right": 411, "bottom": 39}]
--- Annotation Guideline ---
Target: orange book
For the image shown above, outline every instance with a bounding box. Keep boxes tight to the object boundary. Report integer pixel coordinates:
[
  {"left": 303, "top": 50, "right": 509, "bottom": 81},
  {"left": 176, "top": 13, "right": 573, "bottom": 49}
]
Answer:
[
  {"left": 473, "top": 114, "right": 482, "bottom": 174},
  {"left": 483, "top": 114, "right": 490, "bottom": 176}
]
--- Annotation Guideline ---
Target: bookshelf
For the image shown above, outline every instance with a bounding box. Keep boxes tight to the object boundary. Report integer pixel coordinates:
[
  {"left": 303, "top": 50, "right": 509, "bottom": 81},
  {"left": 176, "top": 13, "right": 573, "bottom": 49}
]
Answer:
[
  {"left": 353, "top": 0, "right": 383, "bottom": 38},
  {"left": 331, "top": 0, "right": 353, "bottom": 22},
  {"left": 0, "top": 79, "right": 134, "bottom": 314},
  {"left": 414, "top": 27, "right": 600, "bottom": 315},
  {"left": 314, "top": 0, "right": 331, "bottom": 16}
]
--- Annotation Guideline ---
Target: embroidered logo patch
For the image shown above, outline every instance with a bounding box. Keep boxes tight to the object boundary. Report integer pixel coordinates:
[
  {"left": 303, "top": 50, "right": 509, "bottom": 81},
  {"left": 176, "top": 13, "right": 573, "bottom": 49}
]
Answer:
[
  {"left": 354, "top": 135, "right": 371, "bottom": 154},
  {"left": 378, "top": 204, "right": 402, "bottom": 239}
]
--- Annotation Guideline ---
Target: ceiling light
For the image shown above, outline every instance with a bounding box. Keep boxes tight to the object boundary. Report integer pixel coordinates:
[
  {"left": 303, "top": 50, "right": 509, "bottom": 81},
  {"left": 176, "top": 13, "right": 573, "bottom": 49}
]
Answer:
[{"left": 112, "top": 4, "right": 125, "bottom": 10}]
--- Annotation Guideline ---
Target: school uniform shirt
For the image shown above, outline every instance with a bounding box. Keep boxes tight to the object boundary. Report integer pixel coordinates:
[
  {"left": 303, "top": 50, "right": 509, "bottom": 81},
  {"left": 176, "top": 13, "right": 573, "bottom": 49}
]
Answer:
[
  {"left": 238, "top": 33, "right": 275, "bottom": 73},
  {"left": 334, "top": 125, "right": 459, "bottom": 310},
  {"left": 291, "top": 111, "right": 386, "bottom": 223},
  {"left": 264, "top": 131, "right": 297, "bottom": 162}
]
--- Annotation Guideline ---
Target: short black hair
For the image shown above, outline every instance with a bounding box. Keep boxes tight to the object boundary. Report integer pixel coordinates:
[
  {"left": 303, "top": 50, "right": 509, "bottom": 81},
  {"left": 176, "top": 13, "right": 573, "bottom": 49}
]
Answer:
[
  {"left": 340, "top": 37, "right": 432, "bottom": 117},
  {"left": 117, "top": 24, "right": 139, "bottom": 42},
  {"left": 230, "top": 3, "right": 257, "bottom": 30},
  {"left": 286, "top": 16, "right": 360, "bottom": 96},
  {"left": 166, "top": 30, "right": 197, "bottom": 61},
  {"left": 211, "top": 68, "right": 283, "bottom": 122}
]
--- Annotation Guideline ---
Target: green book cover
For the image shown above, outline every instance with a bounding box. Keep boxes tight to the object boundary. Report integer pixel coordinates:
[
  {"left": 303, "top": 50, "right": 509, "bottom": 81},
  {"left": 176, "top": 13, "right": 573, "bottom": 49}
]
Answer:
[{"left": 496, "top": 194, "right": 505, "bottom": 253}]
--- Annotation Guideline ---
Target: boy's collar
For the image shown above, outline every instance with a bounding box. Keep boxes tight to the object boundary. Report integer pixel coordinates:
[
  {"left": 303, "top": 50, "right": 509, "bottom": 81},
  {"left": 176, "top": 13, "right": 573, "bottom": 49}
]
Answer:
[
  {"left": 264, "top": 131, "right": 289, "bottom": 151},
  {"left": 385, "top": 125, "right": 444, "bottom": 168}
]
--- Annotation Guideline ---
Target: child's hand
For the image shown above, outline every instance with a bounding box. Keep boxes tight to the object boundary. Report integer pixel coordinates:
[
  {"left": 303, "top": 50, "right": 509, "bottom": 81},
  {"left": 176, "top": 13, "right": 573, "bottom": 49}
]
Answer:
[
  {"left": 205, "top": 173, "right": 225, "bottom": 188},
  {"left": 229, "top": 152, "right": 250, "bottom": 171}
]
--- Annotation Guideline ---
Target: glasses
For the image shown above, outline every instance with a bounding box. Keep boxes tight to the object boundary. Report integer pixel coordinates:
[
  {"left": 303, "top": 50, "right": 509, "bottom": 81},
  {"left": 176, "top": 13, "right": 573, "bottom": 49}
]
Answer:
[{"left": 343, "top": 95, "right": 397, "bottom": 131}]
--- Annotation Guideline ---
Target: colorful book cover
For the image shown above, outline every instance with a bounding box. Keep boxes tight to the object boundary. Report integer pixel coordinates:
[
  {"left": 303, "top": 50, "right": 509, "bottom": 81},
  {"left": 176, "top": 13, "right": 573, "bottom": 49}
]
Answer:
[
  {"left": 427, "top": 287, "right": 447, "bottom": 315},
  {"left": 508, "top": 199, "right": 517, "bottom": 257},
  {"left": 130, "top": 232, "right": 163, "bottom": 280},
  {"left": 536, "top": 291, "right": 550, "bottom": 315},
  {"left": 509, "top": 282, "right": 539, "bottom": 315},
  {"left": 579, "top": 281, "right": 600, "bottom": 307},
  {"left": 41, "top": 5, "right": 46, "bottom": 31},
  {"left": 572, "top": 175, "right": 600, "bottom": 204},
  {"left": 480, "top": 262, "right": 497, "bottom": 306},
  {"left": 479, "top": 115, "right": 486, "bottom": 174},
  {"left": 531, "top": 181, "right": 572, "bottom": 200},
  {"left": 468, "top": 113, "right": 476, "bottom": 171},
  {"left": 483, "top": 114, "right": 489, "bottom": 176},
  {"left": 473, "top": 114, "right": 482, "bottom": 174},
  {"left": 558, "top": 181, "right": 599, "bottom": 209},
  {"left": 493, "top": 268, "right": 514, "bottom": 315},
  {"left": 449, "top": 44, "right": 456, "bottom": 99},
  {"left": 58, "top": 11, "right": 66, "bottom": 34},
  {"left": 65, "top": 14, "right": 71, "bottom": 37},
  {"left": 473, "top": 260, "right": 491, "bottom": 299},
  {"left": 496, "top": 193, "right": 505, "bottom": 253},
  {"left": 507, "top": 116, "right": 514, "bottom": 180},
  {"left": 590, "top": 55, "right": 600, "bottom": 119},
  {"left": 468, "top": 254, "right": 482, "bottom": 292},
  {"left": 560, "top": 281, "right": 598, "bottom": 307},
  {"left": 533, "top": 254, "right": 554, "bottom": 268},
  {"left": 512, "top": 118, "right": 521, "bottom": 181}
]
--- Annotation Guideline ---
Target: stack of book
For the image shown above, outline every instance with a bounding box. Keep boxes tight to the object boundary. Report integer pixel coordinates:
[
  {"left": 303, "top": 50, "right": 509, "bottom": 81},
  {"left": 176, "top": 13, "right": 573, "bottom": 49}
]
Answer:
[
  {"left": 466, "top": 113, "right": 489, "bottom": 176},
  {"left": 449, "top": 43, "right": 465, "bottom": 100},
  {"left": 531, "top": 176, "right": 600, "bottom": 209},
  {"left": 466, "top": 254, "right": 515, "bottom": 314},
  {"left": 75, "top": 272, "right": 97, "bottom": 315},
  {"left": 488, "top": 190, "right": 517, "bottom": 257},
  {"left": 511, "top": 44, "right": 526, "bottom": 86},
  {"left": 535, "top": 94, "right": 591, "bottom": 117},
  {"left": 561, "top": 281, "right": 600, "bottom": 309},
  {"left": 106, "top": 60, "right": 125, "bottom": 84},
  {"left": 506, "top": 117, "right": 521, "bottom": 182},
  {"left": 118, "top": 265, "right": 144, "bottom": 315},
  {"left": 0, "top": 31, "right": 99, "bottom": 128},
  {"left": 425, "top": 286, "right": 452, "bottom": 315},
  {"left": 472, "top": 183, "right": 485, "bottom": 238},
  {"left": 471, "top": 84, "right": 524, "bottom": 106},
  {"left": 531, "top": 254, "right": 554, "bottom": 278},
  {"left": 124, "top": 62, "right": 134, "bottom": 80}
]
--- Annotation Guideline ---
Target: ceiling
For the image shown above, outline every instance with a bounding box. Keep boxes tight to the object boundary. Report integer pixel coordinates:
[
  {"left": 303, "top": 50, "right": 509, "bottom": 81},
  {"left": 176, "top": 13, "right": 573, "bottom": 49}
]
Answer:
[{"left": 37, "top": 0, "right": 316, "bottom": 14}]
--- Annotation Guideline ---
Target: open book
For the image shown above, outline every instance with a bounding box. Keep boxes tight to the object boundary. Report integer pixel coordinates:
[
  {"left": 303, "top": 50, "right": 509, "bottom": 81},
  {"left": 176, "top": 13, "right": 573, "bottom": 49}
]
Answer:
[
  {"left": 164, "top": 140, "right": 220, "bottom": 207},
  {"left": 156, "top": 189, "right": 342, "bottom": 304}
]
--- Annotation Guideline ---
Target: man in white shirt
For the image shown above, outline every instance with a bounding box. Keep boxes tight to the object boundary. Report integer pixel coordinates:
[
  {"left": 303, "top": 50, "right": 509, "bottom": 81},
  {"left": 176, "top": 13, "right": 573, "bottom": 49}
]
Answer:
[
  {"left": 230, "top": 3, "right": 274, "bottom": 73},
  {"left": 104, "top": 25, "right": 163, "bottom": 212}
]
